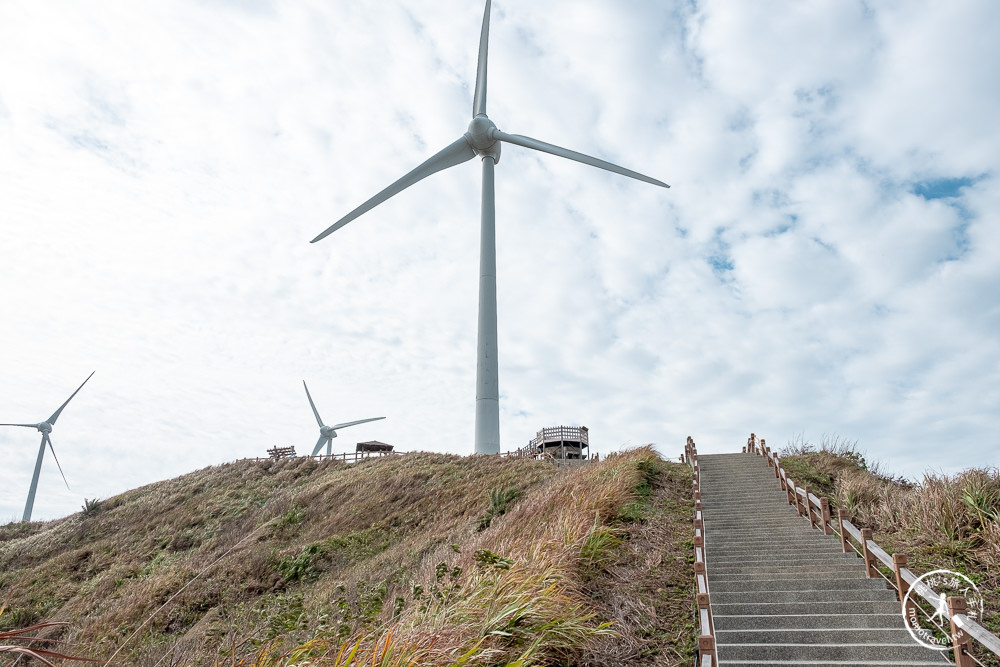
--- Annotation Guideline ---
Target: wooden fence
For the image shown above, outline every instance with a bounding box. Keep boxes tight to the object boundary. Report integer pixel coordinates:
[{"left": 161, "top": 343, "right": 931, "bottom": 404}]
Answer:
[
  {"left": 242, "top": 450, "right": 395, "bottom": 464},
  {"left": 684, "top": 436, "right": 717, "bottom": 667}
]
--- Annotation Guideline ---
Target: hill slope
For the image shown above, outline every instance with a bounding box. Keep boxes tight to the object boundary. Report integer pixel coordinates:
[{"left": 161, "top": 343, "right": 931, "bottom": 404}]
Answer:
[{"left": 0, "top": 448, "right": 694, "bottom": 665}]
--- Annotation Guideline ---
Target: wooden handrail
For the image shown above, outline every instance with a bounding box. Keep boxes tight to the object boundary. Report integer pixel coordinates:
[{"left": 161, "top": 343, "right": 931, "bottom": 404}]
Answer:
[
  {"left": 745, "top": 434, "right": 999, "bottom": 664},
  {"left": 687, "top": 436, "right": 716, "bottom": 667},
  {"left": 955, "top": 614, "right": 1000, "bottom": 655}
]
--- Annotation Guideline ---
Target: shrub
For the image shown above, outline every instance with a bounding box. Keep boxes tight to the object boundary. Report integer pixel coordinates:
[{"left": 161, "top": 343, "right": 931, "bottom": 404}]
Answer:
[{"left": 81, "top": 498, "right": 102, "bottom": 517}]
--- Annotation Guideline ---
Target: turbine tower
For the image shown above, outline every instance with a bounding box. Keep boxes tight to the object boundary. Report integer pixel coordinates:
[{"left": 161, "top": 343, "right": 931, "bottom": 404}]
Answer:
[
  {"left": 1, "top": 371, "right": 95, "bottom": 522},
  {"left": 302, "top": 381, "right": 385, "bottom": 456},
  {"left": 310, "top": 1, "right": 668, "bottom": 454}
]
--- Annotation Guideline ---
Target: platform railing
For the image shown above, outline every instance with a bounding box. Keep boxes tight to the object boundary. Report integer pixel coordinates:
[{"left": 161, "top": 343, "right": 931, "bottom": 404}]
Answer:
[
  {"left": 685, "top": 436, "right": 716, "bottom": 667},
  {"left": 242, "top": 450, "right": 395, "bottom": 464},
  {"left": 745, "top": 434, "right": 1000, "bottom": 666}
]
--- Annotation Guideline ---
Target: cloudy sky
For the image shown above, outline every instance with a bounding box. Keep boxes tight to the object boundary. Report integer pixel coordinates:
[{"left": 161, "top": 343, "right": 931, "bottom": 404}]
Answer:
[{"left": 2, "top": 0, "right": 998, "bottom": 522}]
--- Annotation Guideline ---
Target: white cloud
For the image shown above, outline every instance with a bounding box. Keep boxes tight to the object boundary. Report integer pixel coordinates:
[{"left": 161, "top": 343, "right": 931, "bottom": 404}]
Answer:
[{"left": 1, "top": 0, "right": 998, "bottom": 521}]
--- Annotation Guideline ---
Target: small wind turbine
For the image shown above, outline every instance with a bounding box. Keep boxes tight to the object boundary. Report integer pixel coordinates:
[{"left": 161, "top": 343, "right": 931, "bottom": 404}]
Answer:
[
  {"left": 1, "top": 371, "right": 95, "bottom": 522},
  {"left": 302, "top": 381, "right": 385, "bottom": 456},
  {"left": 310, "top": 1, "right": 668, "bottom": 454}
]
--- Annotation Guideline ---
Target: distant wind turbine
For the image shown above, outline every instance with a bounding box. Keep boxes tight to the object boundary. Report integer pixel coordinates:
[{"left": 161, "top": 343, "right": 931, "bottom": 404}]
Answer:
[
  {"left": 310, "top": 1, "right": 669, "bottom": 454},
  {"left": 1, "top": 371, "right": 95, "bottom": 522},
  {"left": 303, "top": 381, "right": 385, "bottom": 456}
]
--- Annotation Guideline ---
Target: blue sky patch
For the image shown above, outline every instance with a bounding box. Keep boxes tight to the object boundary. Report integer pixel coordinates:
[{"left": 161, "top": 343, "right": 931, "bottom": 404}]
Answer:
[
  {"left": 708, "top": 229, "right": 735, "bottom": 278},
  {"left": 912, "top": 176, "right": 982, "bottom": 200}
]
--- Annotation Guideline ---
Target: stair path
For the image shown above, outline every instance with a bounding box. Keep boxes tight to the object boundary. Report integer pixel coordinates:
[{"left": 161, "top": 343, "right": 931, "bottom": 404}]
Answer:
[{"left": 699, "top": 452, "right": 950, "bottom": 666}]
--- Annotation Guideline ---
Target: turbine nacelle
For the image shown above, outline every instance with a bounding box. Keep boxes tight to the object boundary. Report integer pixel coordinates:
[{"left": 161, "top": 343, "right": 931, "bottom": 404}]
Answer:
[
  {"left": 466, "top": 115, "right": 500, "bottom": 162},
  {"left": 36, "top": 422, "right": 52, "bottom": 434},
  {"left": 302, "top": 380, "right": 385, "bottom": 456}
]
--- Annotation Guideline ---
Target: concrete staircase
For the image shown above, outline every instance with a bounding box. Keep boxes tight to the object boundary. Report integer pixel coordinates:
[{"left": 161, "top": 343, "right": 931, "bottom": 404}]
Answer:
[{"left": 699, "top": 453, "right": 949, "bottom": 666}]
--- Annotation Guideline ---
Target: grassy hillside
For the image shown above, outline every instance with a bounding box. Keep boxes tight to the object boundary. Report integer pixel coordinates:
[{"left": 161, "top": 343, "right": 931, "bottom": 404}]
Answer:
[
  {"left": 0, "top": 447, "right": 694, "bottom": 666},
  {"left": 779, "top": 440, "right": 1000, "bottom": 662}
]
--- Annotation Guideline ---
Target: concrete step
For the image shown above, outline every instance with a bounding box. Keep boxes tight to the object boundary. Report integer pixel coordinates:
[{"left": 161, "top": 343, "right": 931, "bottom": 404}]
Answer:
[
  {"left": 704, "top": 528, "right": 828, "bottom": 538},
  {"left": 706, "top": 554, "right": 858, "bottom": 567},
  {"left": 703, "top": 515, "right": 807, "bottom": 523},
  {"left": 702, "top": 515, "right": 818, "bottom": 523},
  {"left": 717, "top": 659, "right": 948, "bottom": 666},
  {"left": 706, "top": 552, "right": 854, "bottom": 564},
  {"left": 704, "top": 536, "right": 835, "bottom": 546},
  {"left": 702, "top": 493, "right": 790, "bottom": 498},
  {"left": 708, "top": 567, "right": 867, "bottom": 580},
  {"left": 717, "top": 642, "right": 946, "bottom": 663},
  {"left": 702, "top": 513, "right": 803, "bottom": 521},
  {"left": 715, "top": 628, "right": 918, "bottom": 645},
  {"left": 706, "top": 550, "right": 848, "bottom": 561},
  {"left": 711, "top": 588, "right": 897, "bottom": 605},
  {"left": 706, "top": 536, "right": 842, "bottom": 546},
  {"left": 705, "top": 543, "right": 845, "bottom": 555},
  {"left": 710, "top": 600, "right": 903, "bottom": 616},
  {"left": 704, "top": 533, "right": 845, "bottom": 545},
  {"left": 704, "top": 531, "right": 827, "bottom": 541},
  {"left": 703, "top": 521, "right": 812, "bottom": 529},
  {"left": 703, "top": 510, "right": 806, "bottom": 516},
  {"left": 709, "top": 577, "right": 889, "bottom": 593},
  {"left": 713, "top": 613, "right": 905, "bottom": 630}
]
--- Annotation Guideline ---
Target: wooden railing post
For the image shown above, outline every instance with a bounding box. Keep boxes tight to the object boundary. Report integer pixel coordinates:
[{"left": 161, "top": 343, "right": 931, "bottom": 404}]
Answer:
[
  {"left": 805, "top": 486, "right": 816, "bottom": 528},
  {"left": 773, "top": 455, "right": 781, "bottom": 478},
  {"left": 786, "top": 478, "right": 796, "bottom": 505},
  {"left": 795, "top": 485, "right": 805, "bottom": 517},
  {"left": 697, "top": 593, "right": 714, "bottom": 633},
  {"left": 861, "top": 528, "right": 876, "bottom": 577},
  {"left": 948, "top": 596, "right": 974, "bottom": 667},
  {"left": 820, "top": 498, "right": 833, "bottom": 535},
  {"left": 698, "top": 635, "right": 716, "bottom": 666},
  {"left": 838, "top": 509, "right": 849, "bottom": 552},
  {"left": 892, "top": 553, "right": 915, "bottom": 619}
]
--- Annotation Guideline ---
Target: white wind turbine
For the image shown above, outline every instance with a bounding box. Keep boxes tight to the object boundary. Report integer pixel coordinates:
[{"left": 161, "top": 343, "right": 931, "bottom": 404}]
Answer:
[
  {"left": 310, "top": 1, "right": 668, "bottom": 454},
  {"left": 303, "top": 381, "right": 385, "bottom": 456},
  {"left": 1, "top": 371, "right": 95, "bottom": 522}
]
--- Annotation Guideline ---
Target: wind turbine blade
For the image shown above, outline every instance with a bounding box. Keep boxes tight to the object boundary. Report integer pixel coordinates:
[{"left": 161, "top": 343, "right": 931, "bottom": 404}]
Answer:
[
  {"left": 493, "top": 131, "right": 670, "bottom": 188},
  {"left": 302, "top": 381, "right": 325, "bottom": 427},
  {"left": 0, "top": 423, "right": 38, "bottom": 428},
  {"left": 44, "top": 433, "right": 70, "bottom": 491},
  {"left": 47, "top": 371, "right": 96, "bottom": 425},
  {"left": 473, "top": 0, "right": 492, "bottom": 117},
  {"left": 330, "top": 416, "right": 386, "bottom": 430},
  {"left": 312, "top": 436, "right": 329, "bottom": 457},
  {"left": 311, "top": 136, "right": 477, "bottom": 243}
]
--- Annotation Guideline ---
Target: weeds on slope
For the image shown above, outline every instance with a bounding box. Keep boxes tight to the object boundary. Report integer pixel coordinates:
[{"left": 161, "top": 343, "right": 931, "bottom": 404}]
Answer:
[{"left": 245, "top": 446, "right": 693, "bottom": 666}]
